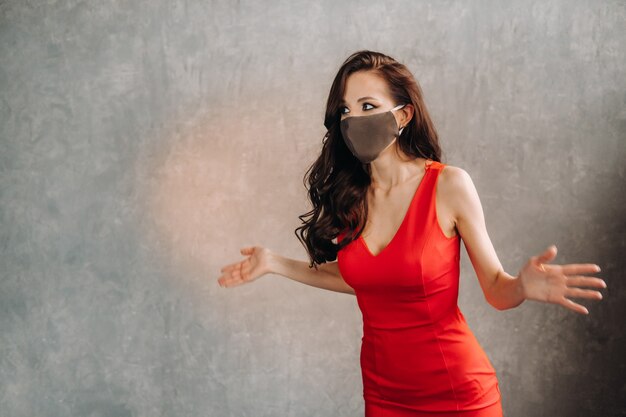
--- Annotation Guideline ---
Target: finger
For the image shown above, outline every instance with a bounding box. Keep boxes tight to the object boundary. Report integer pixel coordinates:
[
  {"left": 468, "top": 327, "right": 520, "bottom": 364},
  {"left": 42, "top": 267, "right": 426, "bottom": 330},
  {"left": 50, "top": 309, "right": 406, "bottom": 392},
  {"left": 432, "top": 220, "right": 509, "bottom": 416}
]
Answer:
[
  {"left": 217, "top": 269, "right": 239, "bottom": 287},
  {"left": 564, "top": 287, "right": 603, "bottom": 300},
  {"left": 220, "top": 266, "right": 247, "bottom": 287},
  {"left": 219, "top": 277, "right": 245, "bottom": 288},
  {"left": 220, "top": 261, "right": 242, "bottom": 273},
  {"left": 220, "top": 263, "right": 243, "bottom": 282},
  {"left": 535, "top": 244, "right": 558, "bottom": 264},
  {"left": 240, "top": 260, "right": 253, "bottom": 281},
  {"left": 560, "top": 263, "right": 601, "bottom": 276},
  {"left": 565, "top": 276, "right": 607, "bottom": 289},
  {"left": 560, "top": 297, "right": 589, "bottom": 315},
  {"left": 240, "top": 247, "right": 255, "bottom": 255},
  {"left": 218, "top": 275, "right": 237, "bottom": 287},
  {"left": 218, "top": 277, "right": 239, "bottom": 287}
]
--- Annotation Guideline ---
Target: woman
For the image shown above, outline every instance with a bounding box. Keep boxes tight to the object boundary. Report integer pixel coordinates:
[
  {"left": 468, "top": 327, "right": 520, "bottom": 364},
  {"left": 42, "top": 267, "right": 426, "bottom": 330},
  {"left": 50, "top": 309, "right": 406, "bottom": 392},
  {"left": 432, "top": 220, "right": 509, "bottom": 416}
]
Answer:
[{"left": 217, "top": 50, "right": 607, "bottom": 416}]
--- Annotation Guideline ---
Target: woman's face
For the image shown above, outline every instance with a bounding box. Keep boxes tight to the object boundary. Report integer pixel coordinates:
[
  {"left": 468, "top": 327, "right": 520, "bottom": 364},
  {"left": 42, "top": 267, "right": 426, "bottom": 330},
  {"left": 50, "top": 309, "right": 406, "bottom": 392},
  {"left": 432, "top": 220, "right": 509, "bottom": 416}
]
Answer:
[{"left": 340, "top": 70, "right": 402, "bottom": 125}]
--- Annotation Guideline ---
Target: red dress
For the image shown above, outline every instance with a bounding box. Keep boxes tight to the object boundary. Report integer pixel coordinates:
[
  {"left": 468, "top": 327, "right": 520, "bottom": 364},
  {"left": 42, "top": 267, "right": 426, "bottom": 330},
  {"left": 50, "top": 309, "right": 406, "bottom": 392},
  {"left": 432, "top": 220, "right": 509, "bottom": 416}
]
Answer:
[{"left": 337, "top": 160, "right": 503, "bottom": 417}]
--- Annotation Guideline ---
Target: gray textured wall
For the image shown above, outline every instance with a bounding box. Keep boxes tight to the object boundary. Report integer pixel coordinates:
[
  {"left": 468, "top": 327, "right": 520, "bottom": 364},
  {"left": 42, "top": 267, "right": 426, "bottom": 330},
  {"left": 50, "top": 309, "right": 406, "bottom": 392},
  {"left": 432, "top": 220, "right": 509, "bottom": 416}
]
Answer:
[{"left": 1, "top": 1, "right": 624, "bottom": 416}]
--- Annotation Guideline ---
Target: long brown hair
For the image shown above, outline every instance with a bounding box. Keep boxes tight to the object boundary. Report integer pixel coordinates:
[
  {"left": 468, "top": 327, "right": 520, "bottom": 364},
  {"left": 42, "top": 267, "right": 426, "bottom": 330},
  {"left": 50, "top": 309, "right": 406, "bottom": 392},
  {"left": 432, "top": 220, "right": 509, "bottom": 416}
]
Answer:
[{"left": 295, "top": 50, "right": 443, "bottom": 269}]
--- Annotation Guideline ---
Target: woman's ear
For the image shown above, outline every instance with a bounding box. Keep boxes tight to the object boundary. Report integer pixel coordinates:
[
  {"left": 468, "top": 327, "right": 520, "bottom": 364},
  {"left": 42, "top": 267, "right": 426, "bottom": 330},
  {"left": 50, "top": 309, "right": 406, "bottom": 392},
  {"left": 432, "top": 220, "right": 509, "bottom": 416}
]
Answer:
[
  {"left": 395, "top": 104, "right": 413, "bottom": 129},
  {"left": 402, "top": 103, "right": 415, "bottom": 127}
]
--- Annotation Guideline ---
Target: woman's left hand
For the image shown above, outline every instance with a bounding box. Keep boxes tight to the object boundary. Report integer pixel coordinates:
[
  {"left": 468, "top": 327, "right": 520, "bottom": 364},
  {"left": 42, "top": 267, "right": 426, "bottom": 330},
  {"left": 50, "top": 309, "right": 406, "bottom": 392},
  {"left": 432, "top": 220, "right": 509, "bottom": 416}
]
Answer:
[{"left": 518, "top": 244, "right": 607, "bottom": 315}]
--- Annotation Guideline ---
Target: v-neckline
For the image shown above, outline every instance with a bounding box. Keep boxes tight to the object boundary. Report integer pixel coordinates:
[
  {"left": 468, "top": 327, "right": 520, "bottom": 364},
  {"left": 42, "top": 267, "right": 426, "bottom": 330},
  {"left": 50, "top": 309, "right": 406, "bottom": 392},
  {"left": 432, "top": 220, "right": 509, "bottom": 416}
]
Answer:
[{"left": 359, "top": 161, "right": 434, "bottom": 258}]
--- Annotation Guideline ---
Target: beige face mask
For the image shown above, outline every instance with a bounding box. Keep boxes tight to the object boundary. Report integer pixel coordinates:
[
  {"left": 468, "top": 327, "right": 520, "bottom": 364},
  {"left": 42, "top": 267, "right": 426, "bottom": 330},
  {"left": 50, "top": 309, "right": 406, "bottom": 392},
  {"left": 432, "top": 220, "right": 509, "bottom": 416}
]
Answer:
[{"left": 340, "top": 103, "right": 406, "bottom": 163}]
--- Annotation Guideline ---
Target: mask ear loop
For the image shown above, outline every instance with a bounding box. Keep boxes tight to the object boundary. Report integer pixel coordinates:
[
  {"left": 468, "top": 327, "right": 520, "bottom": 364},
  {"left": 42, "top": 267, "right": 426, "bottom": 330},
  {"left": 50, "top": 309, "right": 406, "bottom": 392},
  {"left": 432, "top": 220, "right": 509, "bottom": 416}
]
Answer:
[{"left": 392, "top": 103, "right": 407, "bottom": 135}]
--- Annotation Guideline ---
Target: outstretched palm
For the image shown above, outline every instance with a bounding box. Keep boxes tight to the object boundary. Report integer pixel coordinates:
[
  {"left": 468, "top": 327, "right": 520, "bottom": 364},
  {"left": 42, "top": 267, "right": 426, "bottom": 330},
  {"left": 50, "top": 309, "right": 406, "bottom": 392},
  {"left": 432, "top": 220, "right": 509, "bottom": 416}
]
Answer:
[
  {"left": 218, "top": 246, "right": 272, "bottom": 288},
  {"left": 519, "top": 245, "right": 606, "bottom": 315}
]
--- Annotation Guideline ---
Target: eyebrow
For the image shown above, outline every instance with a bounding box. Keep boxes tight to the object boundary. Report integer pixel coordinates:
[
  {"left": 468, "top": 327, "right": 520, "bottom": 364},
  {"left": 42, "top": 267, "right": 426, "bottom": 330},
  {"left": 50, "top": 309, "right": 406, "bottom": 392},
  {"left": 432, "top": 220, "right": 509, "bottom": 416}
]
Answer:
[{"left": 340, "top": 96, "right": 381, "bottom": 106}]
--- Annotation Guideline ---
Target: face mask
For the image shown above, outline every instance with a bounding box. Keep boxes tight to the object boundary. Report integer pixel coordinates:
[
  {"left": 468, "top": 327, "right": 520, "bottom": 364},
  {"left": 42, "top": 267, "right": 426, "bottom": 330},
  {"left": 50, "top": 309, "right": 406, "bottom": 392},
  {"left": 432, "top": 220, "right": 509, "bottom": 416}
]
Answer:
[{"left": 340, "top": 103, "right": 406, "bottom": 163}]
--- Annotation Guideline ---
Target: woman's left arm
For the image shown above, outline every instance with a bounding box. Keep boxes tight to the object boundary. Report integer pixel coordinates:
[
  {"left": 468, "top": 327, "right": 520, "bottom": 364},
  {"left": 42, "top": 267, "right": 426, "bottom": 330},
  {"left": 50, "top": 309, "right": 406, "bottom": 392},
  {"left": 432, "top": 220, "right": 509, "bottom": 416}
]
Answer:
[{"left": 440, "top": 166, "right": 607, "bottom": 314}]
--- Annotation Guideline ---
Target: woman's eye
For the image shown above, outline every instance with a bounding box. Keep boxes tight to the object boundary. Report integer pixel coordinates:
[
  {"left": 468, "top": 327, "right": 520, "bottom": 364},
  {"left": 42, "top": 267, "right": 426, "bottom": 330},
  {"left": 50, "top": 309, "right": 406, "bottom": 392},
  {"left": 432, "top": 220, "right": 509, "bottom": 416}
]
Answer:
[{"left": 341, "top": 103, "right": 376, "bottom": 115}]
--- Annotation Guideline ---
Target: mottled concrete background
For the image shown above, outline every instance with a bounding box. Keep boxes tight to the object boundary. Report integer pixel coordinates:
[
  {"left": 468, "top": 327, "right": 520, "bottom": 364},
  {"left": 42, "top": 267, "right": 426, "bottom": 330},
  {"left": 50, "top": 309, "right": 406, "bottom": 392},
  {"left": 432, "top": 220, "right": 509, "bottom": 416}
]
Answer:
[{"left": 1, "top": 0, "right": 624, "bottom": 416}]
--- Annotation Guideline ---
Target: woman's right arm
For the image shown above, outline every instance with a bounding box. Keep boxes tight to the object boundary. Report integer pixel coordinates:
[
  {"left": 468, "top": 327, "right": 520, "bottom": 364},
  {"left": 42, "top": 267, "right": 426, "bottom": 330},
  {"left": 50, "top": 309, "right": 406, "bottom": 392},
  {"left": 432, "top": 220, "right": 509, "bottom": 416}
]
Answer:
[
  {"left": 270, "top": 253, "right": 355, "bottom": 295},
  {"left": 218, "top": 246, "right": 355, "bottom": 295}
]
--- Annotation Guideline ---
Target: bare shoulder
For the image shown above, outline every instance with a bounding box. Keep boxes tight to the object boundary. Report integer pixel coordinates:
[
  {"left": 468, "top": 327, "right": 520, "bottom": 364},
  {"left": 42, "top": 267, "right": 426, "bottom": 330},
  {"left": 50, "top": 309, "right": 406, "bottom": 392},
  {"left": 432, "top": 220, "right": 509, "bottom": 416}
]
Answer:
[
  {"left": 439, "top": 163, "right": 472, "bottom": 190},
  {"left": 438, "top": 163, "right": 477, "bottom": 215}
]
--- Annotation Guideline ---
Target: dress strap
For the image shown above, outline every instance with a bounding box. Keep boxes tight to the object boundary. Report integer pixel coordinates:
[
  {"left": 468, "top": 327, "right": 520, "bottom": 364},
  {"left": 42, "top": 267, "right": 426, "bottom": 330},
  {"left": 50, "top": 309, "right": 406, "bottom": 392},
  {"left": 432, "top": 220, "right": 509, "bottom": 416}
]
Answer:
[{"left": 425, "top": 159, "right": 442, "bottom": 171}]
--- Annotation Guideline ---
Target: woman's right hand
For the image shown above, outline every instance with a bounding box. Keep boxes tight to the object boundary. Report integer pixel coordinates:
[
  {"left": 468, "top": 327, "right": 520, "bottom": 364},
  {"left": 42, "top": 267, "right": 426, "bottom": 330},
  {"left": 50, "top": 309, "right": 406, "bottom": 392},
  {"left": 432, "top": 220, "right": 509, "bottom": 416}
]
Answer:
[{"left": 217, "top": 246, "right": 273, "bottom": 288}]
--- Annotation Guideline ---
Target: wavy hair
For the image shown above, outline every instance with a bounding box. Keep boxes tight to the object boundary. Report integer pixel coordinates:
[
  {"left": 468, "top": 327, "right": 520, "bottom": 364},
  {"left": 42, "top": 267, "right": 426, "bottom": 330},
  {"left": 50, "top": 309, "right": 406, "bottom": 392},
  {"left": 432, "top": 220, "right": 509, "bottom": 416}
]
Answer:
[{"left": 295, "top": 50, "right": 443, "bottom": 269}]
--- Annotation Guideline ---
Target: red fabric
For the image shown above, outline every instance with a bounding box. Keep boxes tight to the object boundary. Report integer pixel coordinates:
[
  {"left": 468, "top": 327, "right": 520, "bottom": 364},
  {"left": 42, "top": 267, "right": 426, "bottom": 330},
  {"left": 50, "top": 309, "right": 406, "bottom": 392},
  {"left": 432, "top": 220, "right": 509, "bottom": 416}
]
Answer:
[{"left": 337, "top": 160, "right": 502, "bottom": 416}]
